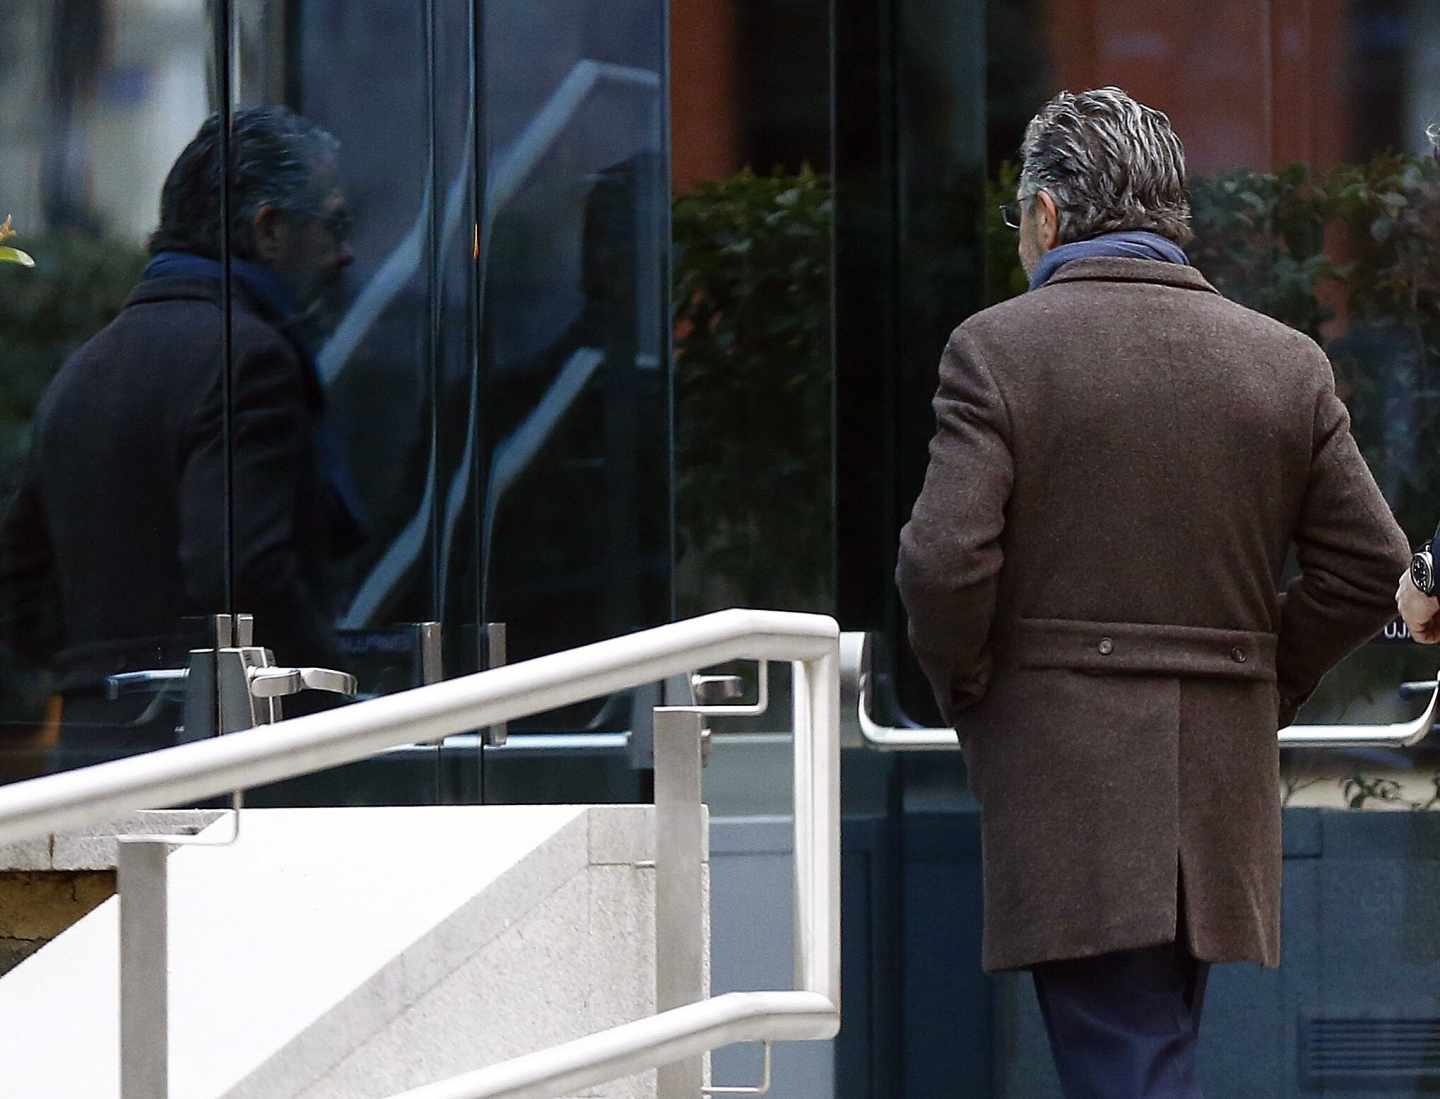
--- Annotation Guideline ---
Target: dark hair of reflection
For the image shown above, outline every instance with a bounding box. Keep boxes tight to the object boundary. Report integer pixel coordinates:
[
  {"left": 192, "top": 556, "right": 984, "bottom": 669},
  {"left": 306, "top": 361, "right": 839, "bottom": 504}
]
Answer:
[{"left": 147, "top": 106, "right": 340, "bottom": 262}]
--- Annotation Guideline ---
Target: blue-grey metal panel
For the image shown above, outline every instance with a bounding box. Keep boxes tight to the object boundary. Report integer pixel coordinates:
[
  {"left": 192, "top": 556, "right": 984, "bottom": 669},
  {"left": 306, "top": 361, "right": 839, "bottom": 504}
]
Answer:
[
  {"left": 710, "top": 817, "right": 834, "bottom": 1098},
  {"left": 987, "top": 809, "right": 1440, "bottom": 1098}
]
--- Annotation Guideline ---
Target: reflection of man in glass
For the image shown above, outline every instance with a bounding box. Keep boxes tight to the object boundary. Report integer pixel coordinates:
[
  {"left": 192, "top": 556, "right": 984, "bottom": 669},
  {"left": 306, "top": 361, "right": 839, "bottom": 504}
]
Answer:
[{"left": 0, "top": 106, "right": 362, "bottom": 757}]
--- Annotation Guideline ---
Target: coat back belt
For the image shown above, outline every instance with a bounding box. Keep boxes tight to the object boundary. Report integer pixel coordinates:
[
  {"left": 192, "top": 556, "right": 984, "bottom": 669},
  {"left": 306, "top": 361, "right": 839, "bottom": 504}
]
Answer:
[{"left": 1006, "top": 617, "right": 1278, "bottom": 681}]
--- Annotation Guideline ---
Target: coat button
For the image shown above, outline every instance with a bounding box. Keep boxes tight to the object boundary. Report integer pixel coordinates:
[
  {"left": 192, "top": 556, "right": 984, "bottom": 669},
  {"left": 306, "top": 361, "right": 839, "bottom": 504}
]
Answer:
[
  {"left": 1098, "top": 637, "right": 1114, "bottom": 656},
  {"left": 1231, "top": 647, "right": 1247, "bottom": 663}
]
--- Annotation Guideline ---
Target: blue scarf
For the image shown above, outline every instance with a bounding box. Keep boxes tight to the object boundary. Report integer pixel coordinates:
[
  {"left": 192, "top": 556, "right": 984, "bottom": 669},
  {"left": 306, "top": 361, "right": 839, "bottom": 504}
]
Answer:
[
  {"left": 143, "top": 251, "right": 367, "bottom": 540},
  {"left": 1028, "top": 230, "right": 1189, "bottom": 291},
  {"left": 144, "top": 251, "right": 300, "bottom": 323}
]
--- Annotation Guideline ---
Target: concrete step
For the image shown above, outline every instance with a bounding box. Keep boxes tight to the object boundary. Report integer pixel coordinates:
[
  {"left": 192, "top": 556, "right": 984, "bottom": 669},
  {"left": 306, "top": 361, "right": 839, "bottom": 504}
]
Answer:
[{"left": 0, "top": 804, "right": 681, "bottom": 1098}]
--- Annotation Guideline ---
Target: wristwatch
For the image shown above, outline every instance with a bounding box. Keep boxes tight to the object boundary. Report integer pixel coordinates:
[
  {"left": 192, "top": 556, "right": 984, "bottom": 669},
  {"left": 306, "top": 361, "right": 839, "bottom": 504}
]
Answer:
[
  {"left": 1413, "top": 521, "right": 1440, "bottom": 595},
  {"left": 1415, "top": 545, "right": 1436, "bottom": 596}
]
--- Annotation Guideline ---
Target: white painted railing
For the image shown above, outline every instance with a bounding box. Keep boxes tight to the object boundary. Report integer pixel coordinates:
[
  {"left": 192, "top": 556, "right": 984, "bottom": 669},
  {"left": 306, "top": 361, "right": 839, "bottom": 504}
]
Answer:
[{"left": 0, "top": 609, "right": 840, "bottom": 1099}]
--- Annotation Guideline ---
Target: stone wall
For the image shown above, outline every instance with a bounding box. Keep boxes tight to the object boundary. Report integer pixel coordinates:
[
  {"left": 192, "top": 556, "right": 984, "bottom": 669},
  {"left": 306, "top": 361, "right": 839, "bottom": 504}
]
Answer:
[
  {"left": 0, "top": 870, "right": 114, "bottom": 974},
  {"left": 0, "top": 810, "right": 223, "bottom": 976}
]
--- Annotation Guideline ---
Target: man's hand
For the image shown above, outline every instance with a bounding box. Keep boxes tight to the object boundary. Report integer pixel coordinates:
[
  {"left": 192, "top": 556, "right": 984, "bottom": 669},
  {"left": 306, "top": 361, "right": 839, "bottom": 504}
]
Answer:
[{"left": 1397, "top": 568, "right": 1440, "bottom": 643}]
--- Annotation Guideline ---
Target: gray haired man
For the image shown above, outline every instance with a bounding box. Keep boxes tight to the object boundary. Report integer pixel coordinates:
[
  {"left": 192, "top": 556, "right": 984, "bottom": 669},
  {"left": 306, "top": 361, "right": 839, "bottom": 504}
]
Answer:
[{"left": 897, "top": 88, "right": 1406, "bottom": 1097}]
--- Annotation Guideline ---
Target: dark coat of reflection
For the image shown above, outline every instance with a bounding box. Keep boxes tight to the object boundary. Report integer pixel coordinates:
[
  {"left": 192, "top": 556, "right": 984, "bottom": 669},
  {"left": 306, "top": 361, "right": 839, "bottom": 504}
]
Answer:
[{"left": 0, "top": 107, "right": 363, "bottom": 764}]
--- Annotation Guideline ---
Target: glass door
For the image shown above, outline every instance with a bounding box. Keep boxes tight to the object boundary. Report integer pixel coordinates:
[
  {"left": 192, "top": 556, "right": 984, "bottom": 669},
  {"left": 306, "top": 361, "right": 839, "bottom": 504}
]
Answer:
[
  {"left": 232, "top": 0, "right": 672, "bottom": 806},
  {"left": 0, "top": 0, "right": 672, "bottom": 806},
  {"left": 831, "top": 1, "right": 1440, "bottom": 1095},
  {"left": 232, "top": 0, "right": 492, "bottom": 805},
  {"left": 0, "top": 0, "right": 235, "bottom": 781}
]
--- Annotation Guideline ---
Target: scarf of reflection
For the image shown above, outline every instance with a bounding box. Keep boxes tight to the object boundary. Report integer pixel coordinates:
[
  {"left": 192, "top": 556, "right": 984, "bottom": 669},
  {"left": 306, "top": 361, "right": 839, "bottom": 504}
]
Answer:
[
  {"left": 142, "top": 251, "right": 367, "bottom": 542},
  {"left": 1027, "top": 230, "right": 1189, "bottom": 292}
]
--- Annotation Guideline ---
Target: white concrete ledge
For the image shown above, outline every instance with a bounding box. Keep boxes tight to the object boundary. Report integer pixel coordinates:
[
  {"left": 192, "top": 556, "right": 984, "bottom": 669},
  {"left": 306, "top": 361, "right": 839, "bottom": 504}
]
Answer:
[{"left": 0, "top": 810, "right": 225, "bottom": 872}]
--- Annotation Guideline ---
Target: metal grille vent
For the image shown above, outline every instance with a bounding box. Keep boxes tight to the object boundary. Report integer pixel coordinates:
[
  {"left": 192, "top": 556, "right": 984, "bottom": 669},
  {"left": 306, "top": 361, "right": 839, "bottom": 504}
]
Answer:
[{"left": 1303, "top": 1015, "right": 1440, "bottom": 1086}]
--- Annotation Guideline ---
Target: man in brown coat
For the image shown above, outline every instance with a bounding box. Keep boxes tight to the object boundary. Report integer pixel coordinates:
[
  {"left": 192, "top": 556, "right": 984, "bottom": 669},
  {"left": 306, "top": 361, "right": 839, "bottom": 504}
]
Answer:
[{"left": 896, "top": 87, "right": 1408, "bottom": 1098}]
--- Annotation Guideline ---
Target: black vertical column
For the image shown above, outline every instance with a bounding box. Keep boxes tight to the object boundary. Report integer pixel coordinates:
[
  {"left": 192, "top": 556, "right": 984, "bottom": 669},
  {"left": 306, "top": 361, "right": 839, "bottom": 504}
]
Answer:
[
  {"left": 833, "top": 0, "right": 901, "bottom": 644},
  {"left": 833, "top": 0, "right": 988, "bottom": 725}
]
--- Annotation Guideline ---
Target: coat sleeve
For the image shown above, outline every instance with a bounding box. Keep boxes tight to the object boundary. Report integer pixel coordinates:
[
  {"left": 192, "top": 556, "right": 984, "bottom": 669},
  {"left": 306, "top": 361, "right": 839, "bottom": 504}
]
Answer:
[
  {"left": 1275, "top": 361, "right": 1409, "bottom": 726},
  {"left": 896, "top": 327, "right": 1014, "bottom": 726},
  {"left": 0, "top": 460, "right": 61, "bottom": 664}
]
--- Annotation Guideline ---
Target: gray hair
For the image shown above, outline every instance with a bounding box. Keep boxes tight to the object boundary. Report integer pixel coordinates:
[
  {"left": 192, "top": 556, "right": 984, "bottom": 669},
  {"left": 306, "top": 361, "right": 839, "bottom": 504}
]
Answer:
[
  {"left": 1019, "top": 87, "right": 1192, "bottom": 246},
  {"left": 149, "top": 106, "right": 341, "bottom": 260}
]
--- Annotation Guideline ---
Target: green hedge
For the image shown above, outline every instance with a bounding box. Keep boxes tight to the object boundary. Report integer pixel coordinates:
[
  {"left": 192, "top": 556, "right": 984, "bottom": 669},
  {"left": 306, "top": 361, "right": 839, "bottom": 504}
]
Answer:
[{"left": 672, "top": 167, "right": 833, "bottom": 614}]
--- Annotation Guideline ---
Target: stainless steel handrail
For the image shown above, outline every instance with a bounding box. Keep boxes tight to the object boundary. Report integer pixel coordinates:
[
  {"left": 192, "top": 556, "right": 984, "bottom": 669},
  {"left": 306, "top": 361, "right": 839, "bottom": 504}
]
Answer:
[
  {"left": 842, "top": 631, "right": 1440, "bottom": 751},
  {"left": 388, "top": 993, "right": 833, "bottom": 1099},
  {"left": 0, "top": 609, "right": 840, "bottom": 1099}
]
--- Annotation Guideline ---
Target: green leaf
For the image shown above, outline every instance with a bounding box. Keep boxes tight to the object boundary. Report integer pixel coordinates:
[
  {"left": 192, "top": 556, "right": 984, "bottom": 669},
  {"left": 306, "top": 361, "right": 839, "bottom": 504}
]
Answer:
[{"left": 0, "top": 247, "right": 35, "bottom": 267}]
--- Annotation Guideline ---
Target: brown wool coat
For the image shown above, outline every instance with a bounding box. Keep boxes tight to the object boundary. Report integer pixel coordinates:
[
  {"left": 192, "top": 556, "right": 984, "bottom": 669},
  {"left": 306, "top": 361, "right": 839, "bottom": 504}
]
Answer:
[{"left": 896, "top": 257, "right": 1409, "bottom": 973}]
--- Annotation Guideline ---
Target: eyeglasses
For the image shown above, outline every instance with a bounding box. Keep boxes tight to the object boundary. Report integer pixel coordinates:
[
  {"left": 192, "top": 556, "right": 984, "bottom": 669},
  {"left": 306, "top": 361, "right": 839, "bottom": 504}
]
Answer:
[
  {"left": 313, "top": 204, "right": 354, "bottom": 244},
  {"left": 999, "top": 202, "right": 1022, "bottom": 231},
  {"left": 291, "top": 203, "right": 354, "bottom": 244}
]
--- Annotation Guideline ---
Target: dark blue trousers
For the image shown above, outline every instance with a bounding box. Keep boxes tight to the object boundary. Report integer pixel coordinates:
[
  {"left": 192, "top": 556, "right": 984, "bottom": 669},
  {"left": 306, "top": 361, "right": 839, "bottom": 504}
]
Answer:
[{"left": 1031, "top": 939, "right": 1210, "bottom": 1099}]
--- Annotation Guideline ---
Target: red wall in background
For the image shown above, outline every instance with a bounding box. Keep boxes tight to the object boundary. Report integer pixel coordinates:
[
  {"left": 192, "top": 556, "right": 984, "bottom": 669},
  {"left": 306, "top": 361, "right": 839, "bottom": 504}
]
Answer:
[
  {"left": 669, "top": 0, "right": 742, "bottom": 192},
  {"left": 1047, "top": 0, "right": 1350, "bottom": 175},
  {"left": 671, "top": 1, "right": 1354, "bottom": 190}
]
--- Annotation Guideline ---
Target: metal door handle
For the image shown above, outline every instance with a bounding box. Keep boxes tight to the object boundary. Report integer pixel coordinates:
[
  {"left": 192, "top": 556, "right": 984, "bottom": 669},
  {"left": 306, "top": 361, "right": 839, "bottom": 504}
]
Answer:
[
  {"left": 843, "top": 630, "right": 1440, "bottom": 751},
  {"left": 248, "top": 666, "right": 358, "bottom": 699},
  {"left": 106, "top": 669, "right": 189, "bottom": 700}
]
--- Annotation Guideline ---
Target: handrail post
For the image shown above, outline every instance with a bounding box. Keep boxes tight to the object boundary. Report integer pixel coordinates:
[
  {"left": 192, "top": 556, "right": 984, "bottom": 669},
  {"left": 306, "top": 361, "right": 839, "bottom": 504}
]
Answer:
[
  {"left": 794, "top": 652, "right": 841, "bottom": 1006},
  {"left": 654, "top": 708, "right": 706, "bottom": 1097},
  {"left": 119, "top": 838, "right": 171, "bottom": 1099}
]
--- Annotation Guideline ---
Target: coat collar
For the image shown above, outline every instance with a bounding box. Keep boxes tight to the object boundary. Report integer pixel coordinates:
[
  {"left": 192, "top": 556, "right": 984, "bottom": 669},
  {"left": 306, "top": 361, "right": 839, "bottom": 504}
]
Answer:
[
  {"left": 119, "top": 275, "right": 317, "bottom": 397},
  {"left": 121, "top": 274, "right": 270, "bottom": 317},
  {"left": 1039, "top": 256, "right": 1220, "bottom": 295}
]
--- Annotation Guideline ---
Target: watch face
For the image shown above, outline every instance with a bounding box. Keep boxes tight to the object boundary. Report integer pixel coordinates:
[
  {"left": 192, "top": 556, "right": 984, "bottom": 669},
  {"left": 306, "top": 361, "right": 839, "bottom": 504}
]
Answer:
[{"left": 1414, "top": 552, "right": 1434, "bottom": 595}]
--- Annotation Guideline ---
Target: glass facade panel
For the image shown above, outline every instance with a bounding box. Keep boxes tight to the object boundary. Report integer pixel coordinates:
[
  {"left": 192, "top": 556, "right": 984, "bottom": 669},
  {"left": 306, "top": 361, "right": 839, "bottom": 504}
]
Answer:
[
  {"left": 825, "top": 2, "right": 1440, "bottom": 1096},
  {"left": 670, "top": 0, "right": 833, "bottom": 737},
  {"left": 0, "top": 0, "right": 670, "bottom": 800},
  {"left": 249, "top": 0, "right": 671, "bottom": 792},
  {"left": 478, "top": 0, "right": 669, "bottom": 735},
  {"left": 0, "top": 0, "right": 222, "bottom": 779},
  {"left": 858, "top": 0, "right": 1440, "bottom": 754},
  {"left": 673, "top": 0, "right": 833, "bottom": 623},
  {"left": 227, "top": 1, "right": 473, "bottom": 803}
]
